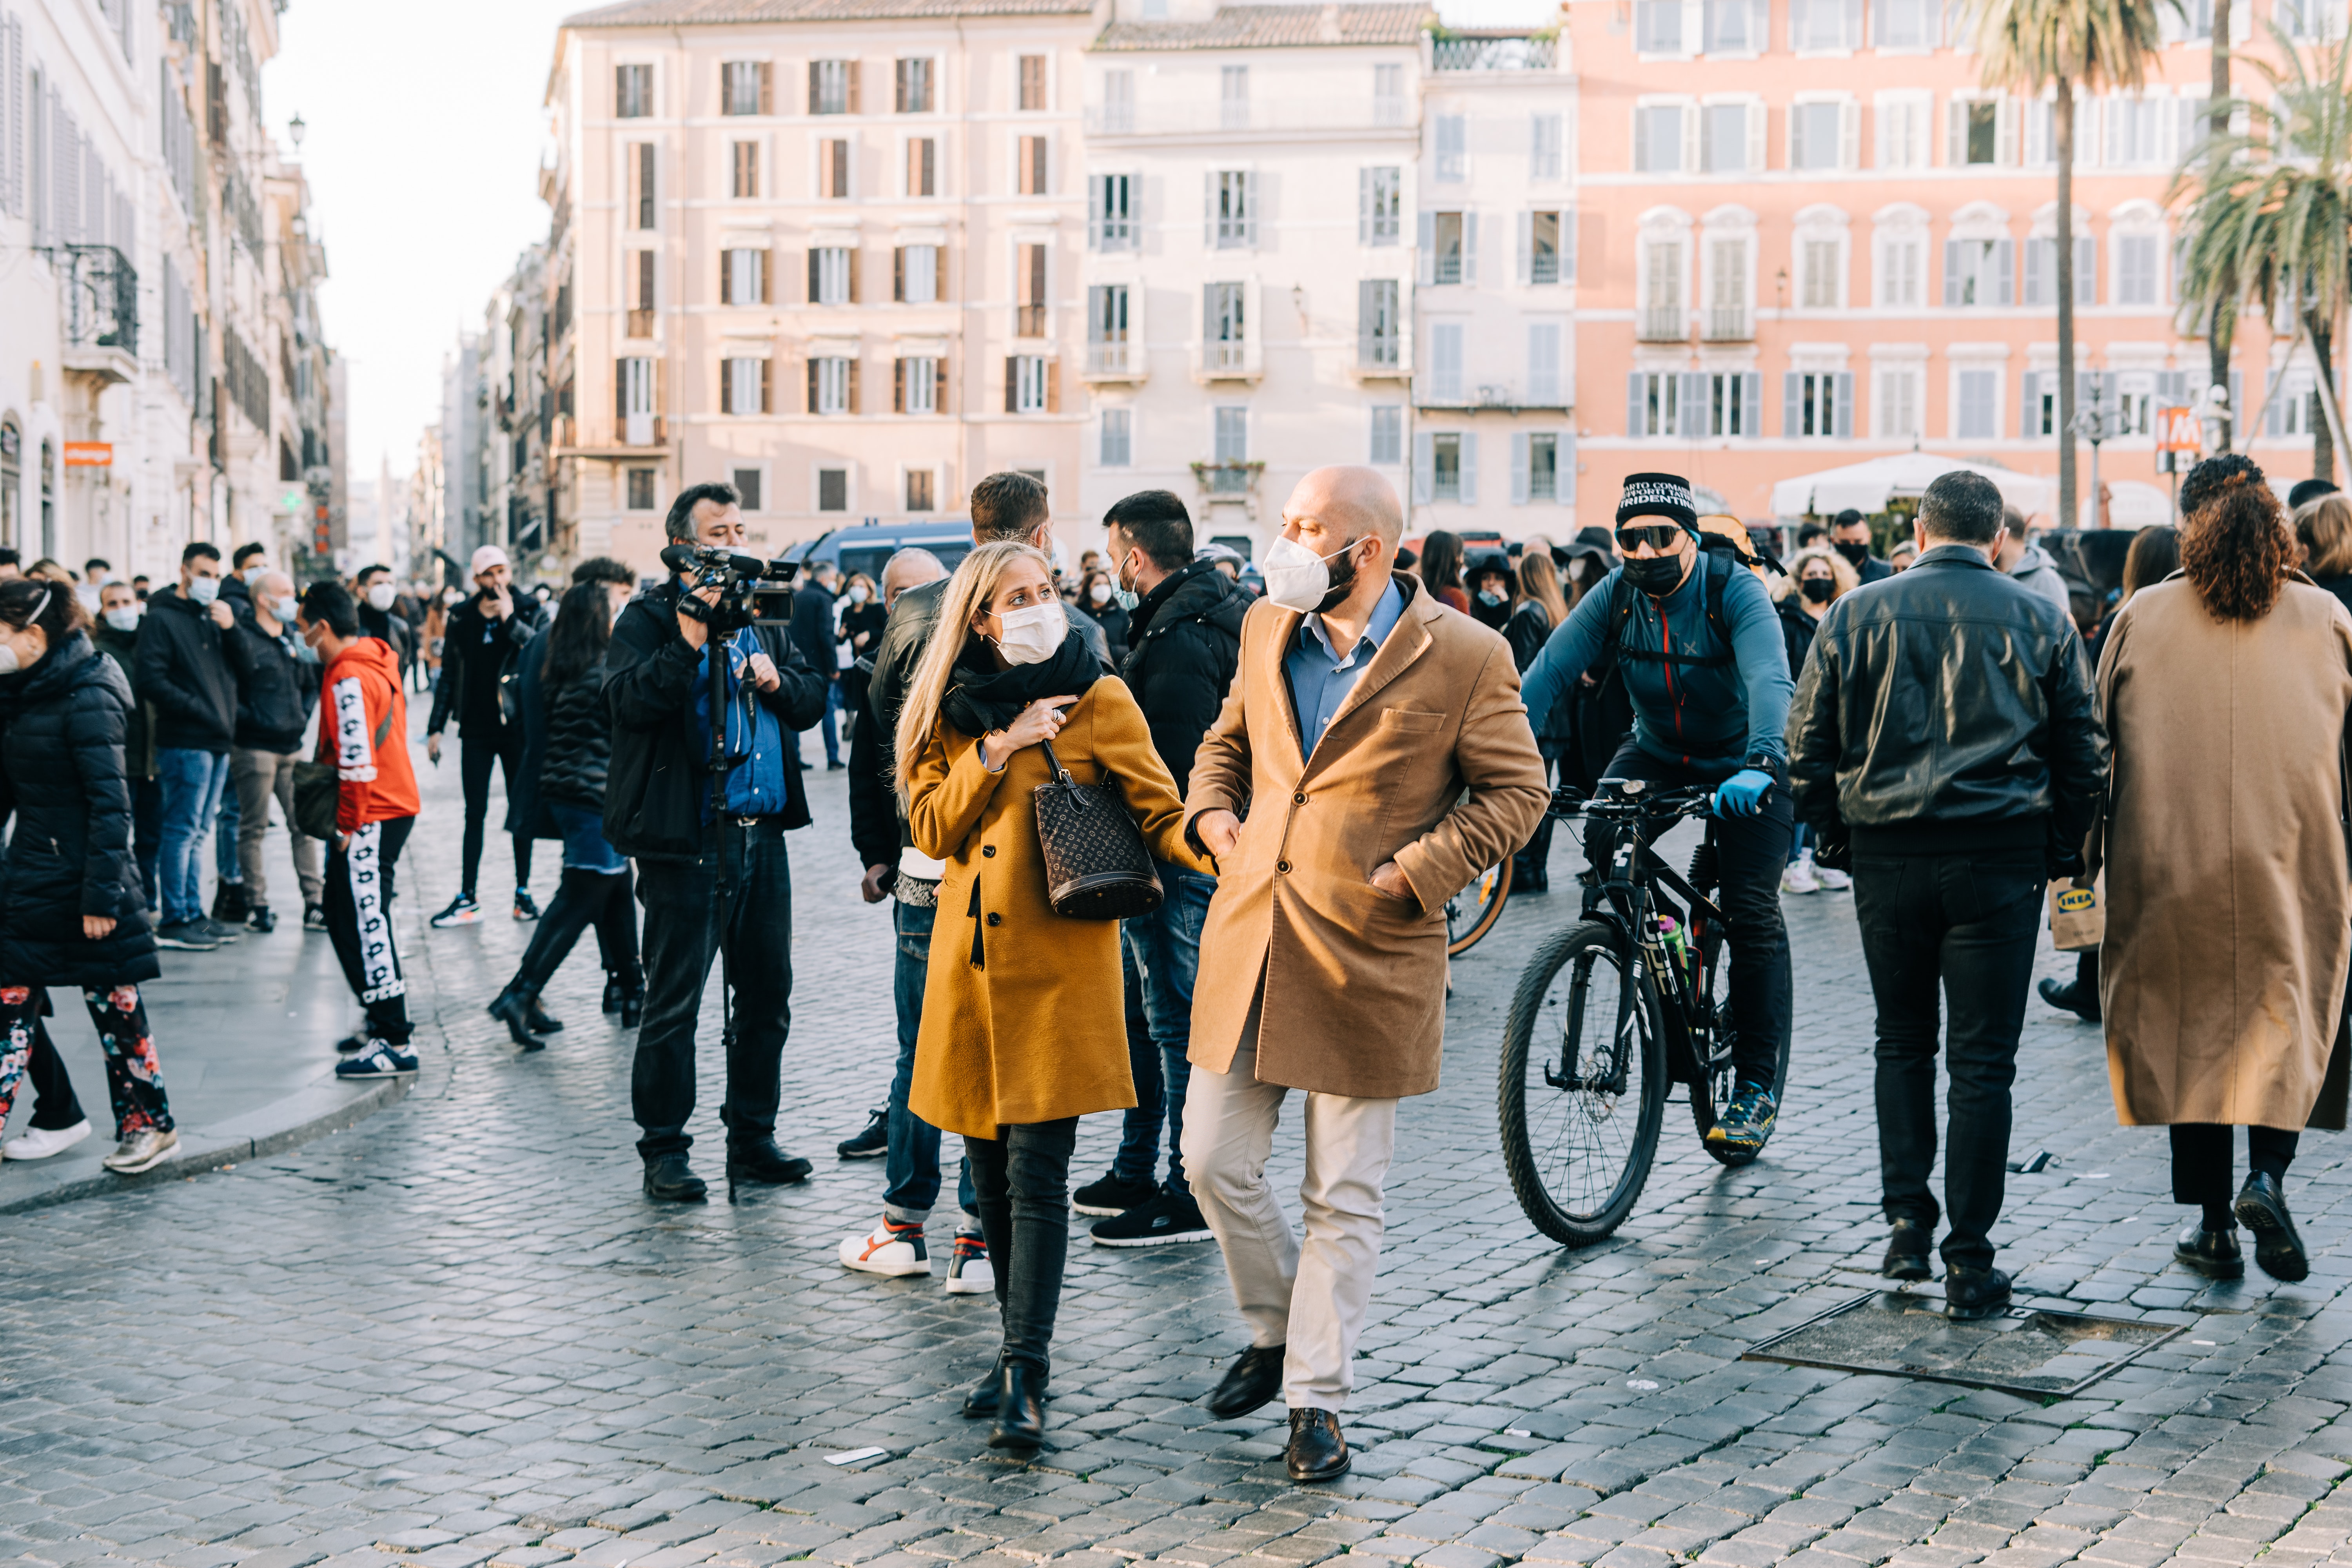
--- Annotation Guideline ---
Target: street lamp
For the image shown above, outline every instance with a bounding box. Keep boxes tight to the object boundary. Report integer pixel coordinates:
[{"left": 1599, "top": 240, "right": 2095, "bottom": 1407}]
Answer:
[{"left": 288, "top": 112, "right": 306, "bottom": 151}]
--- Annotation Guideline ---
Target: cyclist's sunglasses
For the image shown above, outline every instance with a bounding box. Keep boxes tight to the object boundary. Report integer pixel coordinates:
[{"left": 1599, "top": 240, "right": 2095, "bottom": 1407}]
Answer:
[{"left": 1615, "top": 523, "right": 1686, "bottom": 553}]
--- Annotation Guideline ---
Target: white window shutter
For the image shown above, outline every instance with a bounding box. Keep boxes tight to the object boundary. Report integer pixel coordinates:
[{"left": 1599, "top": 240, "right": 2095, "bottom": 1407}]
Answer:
[
  {"left": 1684, "top": 103, "right": 1702, "bottom": 172},
  {"left": 1997, "top": 96, "right": 2020, "bottom": 163},
  {"left": 1681, "top": 372, "right": 1709, "bottom": 434},
  {"left": 1412, "top": 432, "right": 1434, "bottom": 501},
  {"left": 1789, "top": 0, "right": 1810, "bottom": 43},
  {"left": 1563, "top": 207, "right": 1579, "bottom": 283},
  {"left": 1418, "top": 210, "right": 1436, "bottom": 285},
  {"left": 1782, "top": 370, "right": 1803, "bottom": 436},
  {"left": 1682, "top": 0, "right": 1706, "bottom": 47},
  {"left": 1844, "top": 0, "right": 1863, "bottom": 45},
  {"left": 1633, "top": 104, "right": 1651, "bottom": 172},
  {"left": 1243, "top": 171, "right": 1259, "bottom": 247},
  {"left": 1747, "top": 100, "right": 1766, "bottom": 171},
  {"left": 1358, "top": 168, "right": 1371, "bottom": 245},
  {"left": 1942, "top": 239, "right": 1962, "bottom": 305},
  {"left": 2076, "top": 235, "right": 2095, "bottom": 305},
  {"left": 2020, "top": 370, "right": 2039, "bottom": 437},
  {"left": 1560, "top": 432, "right": 1578, "bottom": 503},
  {"left": 1743, "top": 372, "right": 1762, "bottom": 433},
  {"left": 1510, "top": 433, "right": 1530, "bottom": 504},
  {"left": 1840, "top": 101, "right": 1860, "bottom": 169},
  {"left": 1996, "top": 238, "right": 2014, "bottom": 304},
  {"left": 1946, "top": 97, "right": 1964, "bottom": 165},
  {"left": 1834, "top": 372, "right": 1855, "bottom": 437},
  {"left": 1789, "top": 104, "right": 1806, "bottom": 168},
  {"left": 1460, "top": 434, "right": 1479, "bottom": 505},
  {"left": 1628, "top": 372, "right": 1646, "bottom": 435},
  {"left": 1463, "top": 211, "right": 1478, "bottom": 285},
  {"left": 1203, "top": 170, "right": 1213, "bottom": 246},
  {"left": 1516, "top": 211, "right": 1532, "bottom": 285}
]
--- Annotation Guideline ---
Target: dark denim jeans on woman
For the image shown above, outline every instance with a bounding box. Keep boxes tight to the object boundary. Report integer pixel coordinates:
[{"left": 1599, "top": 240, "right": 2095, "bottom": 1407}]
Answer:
[
  {"left": 884, "top": 895, "right": 976, "bottom": 1223},
  {"left": 1110, "top": 864, "right": 1216, "bottom": 1194},
  {"left": 965, "top": 1116, "right": 1080, "bottom": 1374},
  {"left": 1853, "top": 848, "right": 2043, "bottom": 1272}
]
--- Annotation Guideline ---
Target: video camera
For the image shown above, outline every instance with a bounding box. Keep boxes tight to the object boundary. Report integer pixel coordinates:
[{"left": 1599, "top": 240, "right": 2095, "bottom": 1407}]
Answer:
[{"left": 659, "top": 542, "right": 800, "bottom": 635}]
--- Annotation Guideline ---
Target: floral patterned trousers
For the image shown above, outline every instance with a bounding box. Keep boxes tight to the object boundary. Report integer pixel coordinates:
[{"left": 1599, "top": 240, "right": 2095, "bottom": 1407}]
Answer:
[{"left": 0, "top": 985, "right": 173, "bottom": 1138}]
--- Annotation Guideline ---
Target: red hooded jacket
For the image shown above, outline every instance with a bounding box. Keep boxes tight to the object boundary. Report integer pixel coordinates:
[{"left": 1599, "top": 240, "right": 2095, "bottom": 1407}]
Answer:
[{"left": 315, "top": 635, "right": 420, "bottom": 831}]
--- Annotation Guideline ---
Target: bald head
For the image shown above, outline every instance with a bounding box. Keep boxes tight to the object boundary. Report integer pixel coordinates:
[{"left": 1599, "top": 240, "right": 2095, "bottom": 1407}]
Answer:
[
  {"left": 258, "top": 570, "right": 294, "bottom": 603},
  {"left": 881, "top": 547, "right": 947, "bottom": 608},
  {"left": 1287, "top": 465, "right": 1405, "bottom": 551}
]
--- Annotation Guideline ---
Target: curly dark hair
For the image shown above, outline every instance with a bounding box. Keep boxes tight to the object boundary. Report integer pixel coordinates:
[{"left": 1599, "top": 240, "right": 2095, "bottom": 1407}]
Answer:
[{"left": 2179, "top": 454, "right": 2296, "bottom": 621}]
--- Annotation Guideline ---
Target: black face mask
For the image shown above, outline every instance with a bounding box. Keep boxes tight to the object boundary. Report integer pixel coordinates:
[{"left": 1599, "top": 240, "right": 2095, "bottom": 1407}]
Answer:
[
  {"left": 1315, "top": 540, "right": 1363, "bottom": 614},
  {"left": 1622, "top": 552, "right": 1687, "bottom": 597},
  {"left": 1833, "top": 540, "right": 1870, "bottom": 567},
  {"left": 1801, "top": 578, "right": 1835, "bottom": 604}
]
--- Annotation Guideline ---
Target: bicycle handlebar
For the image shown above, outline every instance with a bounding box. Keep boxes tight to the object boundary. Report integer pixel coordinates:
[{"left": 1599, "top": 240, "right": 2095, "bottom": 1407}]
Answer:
[{"left": 1550, "top": 781, "right": 1717, "bottom": 823}]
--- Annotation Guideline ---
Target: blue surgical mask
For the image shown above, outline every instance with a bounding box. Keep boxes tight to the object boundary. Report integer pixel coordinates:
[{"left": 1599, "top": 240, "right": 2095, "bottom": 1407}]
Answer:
[
  {"left": 187, "top": 575, "right": 219, "bottom": 606},
  {"left": 274, "top": 596, "right": 300, "bottom": 624}
]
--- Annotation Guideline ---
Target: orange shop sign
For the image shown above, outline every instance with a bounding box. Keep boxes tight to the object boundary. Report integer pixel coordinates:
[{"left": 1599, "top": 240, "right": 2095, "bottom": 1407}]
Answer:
[
  {"left": 2155, "top": 406, "right": 2201, "bottom": 454},
  {"left": 61, "top": 442, "right": 112, "bottom": 467}
]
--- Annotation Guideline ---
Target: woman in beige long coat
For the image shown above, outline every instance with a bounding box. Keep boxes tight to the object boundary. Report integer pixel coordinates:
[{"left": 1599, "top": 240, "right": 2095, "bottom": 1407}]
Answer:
[
  {"left": 897, "top": 540, "right": 1210, "bottom": 1451},
  {"left": 2098, "top": 454, "right": 2352, "bottom": 1285}
]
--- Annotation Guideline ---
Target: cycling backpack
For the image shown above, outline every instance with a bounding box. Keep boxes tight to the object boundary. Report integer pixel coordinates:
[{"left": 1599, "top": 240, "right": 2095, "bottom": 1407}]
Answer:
[{"left": 1556, "top": 536, "right": 1746, "bottom": 791}]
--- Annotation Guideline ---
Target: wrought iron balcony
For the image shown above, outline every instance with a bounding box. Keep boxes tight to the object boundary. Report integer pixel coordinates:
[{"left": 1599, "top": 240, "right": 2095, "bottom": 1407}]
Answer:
[
  {"left": 63, "top": 245, "right": 138, "bottom": 358},
  {"left": 1431, "top": 35, "right": 1555, "bottom": 71}
]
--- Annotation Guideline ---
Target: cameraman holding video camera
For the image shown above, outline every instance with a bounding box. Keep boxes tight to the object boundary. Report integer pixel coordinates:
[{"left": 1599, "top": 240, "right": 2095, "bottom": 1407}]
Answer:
[{"left": 604, "top": 481, "right": 830, "bottom": 1201}]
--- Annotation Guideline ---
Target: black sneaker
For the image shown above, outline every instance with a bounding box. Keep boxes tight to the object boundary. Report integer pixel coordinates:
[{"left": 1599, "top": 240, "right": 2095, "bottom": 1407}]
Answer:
[
  {"left": 431, "top": 894, "right": 483, "bottom": 928},
  {"left": 1091, "top": 1187, "right": 1214, "bottom": 1248},
  {"left": 513, "top": 890, "right": 541, "bottom": 922},
  {"left": 836, "top": 1107, "right": 888, "bottom": 1160},
  {"left": 1071, "top": 1170, "right": 1159, "bottom": 1217},
  {"left": 196, "top": 916, "right": 242, "bottom": 944},
  {"left": 303, "top": 903, "right": 329, "bottom": 932},
  {"left": 246, "top": 904, "right": 277, "bottom": 933},
  {"left": 153, "top": 919, "right": 220, "bottom": 951}
]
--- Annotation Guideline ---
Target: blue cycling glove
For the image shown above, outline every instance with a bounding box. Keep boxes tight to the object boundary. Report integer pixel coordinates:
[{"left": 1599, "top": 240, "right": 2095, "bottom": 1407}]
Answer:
[{"left": 1713, "top": 768, "right": 1774, "bottom": 817}]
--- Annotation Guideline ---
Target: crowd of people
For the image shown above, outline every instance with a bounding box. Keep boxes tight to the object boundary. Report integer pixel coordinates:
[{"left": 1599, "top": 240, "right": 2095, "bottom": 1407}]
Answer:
[{"left": 0, "top": 447, "right": 2346, "bottom": 1486}]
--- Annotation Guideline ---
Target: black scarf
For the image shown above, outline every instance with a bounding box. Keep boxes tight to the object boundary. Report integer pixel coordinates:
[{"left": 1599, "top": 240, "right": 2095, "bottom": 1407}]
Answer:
[{"left": 940, "top": 627, "right": 1100, "bottom": 738}]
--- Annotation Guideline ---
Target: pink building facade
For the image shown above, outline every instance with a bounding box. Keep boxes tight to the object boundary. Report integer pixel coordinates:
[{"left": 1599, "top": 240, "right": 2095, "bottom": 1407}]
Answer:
[{"left": 1574, "top": 0, "right": 2333, "bottom": 530}]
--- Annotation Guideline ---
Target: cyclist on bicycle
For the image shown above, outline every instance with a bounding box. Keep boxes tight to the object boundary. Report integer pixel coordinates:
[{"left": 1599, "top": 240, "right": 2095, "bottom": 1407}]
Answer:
[{"left": 1521, "top": 473, "right": 1797, "bottom": 1156}]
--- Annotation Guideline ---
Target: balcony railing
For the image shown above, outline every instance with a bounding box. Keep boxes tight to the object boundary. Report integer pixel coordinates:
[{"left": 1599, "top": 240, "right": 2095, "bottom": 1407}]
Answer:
[
  {"left": 1016, "top": 303, "right": 1047, "bottom": 337},
  {"left": 1637, "top": 307, "right": 1686, "bottom": 342},
  {"left": 1205, "top": 339, "right": 1248, "bottom": 373},
  {"left": 1087, "top": 340, "right": 1138, "bottom": 376},
  {"left": 1703, "top": 307, "right": 1753, "bottom": 341},
  {"left": 1359, "top": 337, "right": 1401, "bottom": 372},
  {"left": 1431, "top": 35, "right": 1555, "bottom": 71},
  {"left": 64, "top": 245, "right": 138, "bottom": 356},
  {"left": 1086, "top": 96, "right": 1415, "bottom": 136},
  {"left": 1192, "top": 459, "right": 1261, "bottom": 494}
]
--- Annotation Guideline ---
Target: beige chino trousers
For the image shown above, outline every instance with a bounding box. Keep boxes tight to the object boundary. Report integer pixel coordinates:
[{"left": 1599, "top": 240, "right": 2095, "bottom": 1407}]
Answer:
[{"left": 1182, "top": 1037, "right": 1399, "bottom": 1413}]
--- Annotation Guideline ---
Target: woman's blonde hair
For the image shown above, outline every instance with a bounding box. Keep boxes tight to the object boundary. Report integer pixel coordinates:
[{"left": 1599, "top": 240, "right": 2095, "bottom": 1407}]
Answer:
[
  {"left": 2297, "top": 494, "right": 2352, "bottom": 578},
  {"left": 1778, "top": 544, "right": 1859, "bottom": 604},
  {"left": 893, "top": 540, "right": 1055, "bottom": 802},
  {"left": 1518, "top": 550, "right": 1571, "bottom": 627}
]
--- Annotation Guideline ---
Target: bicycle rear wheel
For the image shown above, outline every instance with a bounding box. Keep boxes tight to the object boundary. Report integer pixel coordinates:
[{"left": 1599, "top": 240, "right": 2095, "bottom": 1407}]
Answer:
[
  {"left": 1499, "top": 919, "right": 1666, "bottom": 1246},
  {"left": 1446, "top": 857, "right": 1512, "bottom": 956}
]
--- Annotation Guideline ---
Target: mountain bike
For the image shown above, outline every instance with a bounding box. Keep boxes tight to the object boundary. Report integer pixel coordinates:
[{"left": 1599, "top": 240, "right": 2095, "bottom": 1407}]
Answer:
[{"left": 1497, "top": 779, "right": 1791, "bottom": 1246}]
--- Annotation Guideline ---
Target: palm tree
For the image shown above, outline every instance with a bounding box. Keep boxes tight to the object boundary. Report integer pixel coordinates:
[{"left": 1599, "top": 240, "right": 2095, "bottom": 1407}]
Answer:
[
  {"left": 2176, "top": 26, "right": 2352, "bottom": 481},
  {"left": 1964, "top": 0, "right": 2168, "bottom": 526},
  {"left": 2210, "top": 0, "right": 2235, "bottom": 448}
]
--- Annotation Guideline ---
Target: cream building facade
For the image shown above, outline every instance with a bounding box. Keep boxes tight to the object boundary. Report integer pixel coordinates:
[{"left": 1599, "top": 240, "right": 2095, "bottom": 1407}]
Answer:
[{"left": 544, "top": 0, "right": 1101, "bottom": 573}]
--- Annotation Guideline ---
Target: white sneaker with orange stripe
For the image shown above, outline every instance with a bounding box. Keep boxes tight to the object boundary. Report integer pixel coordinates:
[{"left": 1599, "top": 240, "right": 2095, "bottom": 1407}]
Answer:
[{"left": 840, "top": 1218, "right": 930, "bottom": 1276}]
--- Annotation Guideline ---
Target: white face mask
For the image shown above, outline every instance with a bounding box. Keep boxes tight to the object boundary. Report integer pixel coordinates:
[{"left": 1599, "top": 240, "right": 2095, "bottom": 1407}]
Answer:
[
  {"left": 988, "top": 599, "right": 1065, "bottom": 666},
  {"left": 102, "top": 606, "right": 141, "bottom": 632},
  {"left": 0, "top": 643, "right": 18, "bottom": 676},
  {"left": 1088, "top": 582, "right": 1112, "bottom": 605},
  {"left": 444, "top": 588, "right": 464, "bottom": 605},
  {"left": 243, "top": 565, "right": 268, "bottom": 585},
  {"left": 366, "top": 583, "right": 397, "bottom": 612},
  {"left": 1260, "top": 534, "right": 1358, "bottom": 613},
  {"left": 273, "top": 596, "right": 301, "bottom": 624},
  {"left": 186, "top": 575, "right": 220, "bottom": 606},
  {"left": 848, "top": 584, "right": 870, "bottom": 604}
]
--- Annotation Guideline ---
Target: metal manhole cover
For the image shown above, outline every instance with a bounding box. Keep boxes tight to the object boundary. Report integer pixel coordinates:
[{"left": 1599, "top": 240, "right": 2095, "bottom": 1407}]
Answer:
[{"left": 1742, "top": 1290, "right": 2185, "bottom": 1398}]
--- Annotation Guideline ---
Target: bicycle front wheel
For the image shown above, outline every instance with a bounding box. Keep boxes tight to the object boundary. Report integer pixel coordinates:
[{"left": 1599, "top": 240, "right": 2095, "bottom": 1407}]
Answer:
[
  {"left": 1499, "top": 920, "right": 1667, "bottom": 1246},
  {"left": 1446, "top": 857, "right": 1512, "bottom": 956}
]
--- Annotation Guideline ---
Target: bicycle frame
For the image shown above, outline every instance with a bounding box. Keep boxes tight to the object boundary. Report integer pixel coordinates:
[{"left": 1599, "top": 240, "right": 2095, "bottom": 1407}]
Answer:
[{"left": 1573, "top": 808, "right": 1732, "bottom": 1092}]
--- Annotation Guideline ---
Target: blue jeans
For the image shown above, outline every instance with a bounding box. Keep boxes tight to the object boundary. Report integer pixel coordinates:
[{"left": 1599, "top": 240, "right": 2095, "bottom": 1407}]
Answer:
[
  {"left": 214, "top": 776, "right": 241, "bottom": 884},
  {"left": 1111, "top": 864, "right": 1216, "bottom": 1194},
  {"left": 883, "top": 896, "right": 976, "bottom": 1223},
  {"left": 156, "top": 748, "right": 231, "bottom": 925},
  {"left": 549, "top": 801, "right": 628, "bottom": 873}
]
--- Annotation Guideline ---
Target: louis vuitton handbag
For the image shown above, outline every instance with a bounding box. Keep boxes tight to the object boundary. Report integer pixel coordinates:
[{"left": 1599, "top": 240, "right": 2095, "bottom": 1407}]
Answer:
[{"left": 1032, "top": 740, "right": 1163, "bottom": 919}]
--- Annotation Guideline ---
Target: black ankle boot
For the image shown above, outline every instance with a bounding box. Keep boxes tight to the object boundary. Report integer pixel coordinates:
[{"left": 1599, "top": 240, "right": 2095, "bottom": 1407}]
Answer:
[
  {"left": 642, "top": 1152, "right": 706, "bottom": 1202},
  {"left": 487, "top": 986, "right": 546, "bottom": 1051},
  {"left": 988, "top": 1361, "right": 1047, "bottom": 1448},
  {"left": 525, "top": 998, "right": 564, "bottom": 1034},
  {"left": 603, "top": 975, "right": 625, "bottom": 1014},
  {"left": 619, "top": 980, "right": 645, "bottom": 1029},
  {"left": 962, "top": 1354, "right": 1007, "bottom": 1419}
]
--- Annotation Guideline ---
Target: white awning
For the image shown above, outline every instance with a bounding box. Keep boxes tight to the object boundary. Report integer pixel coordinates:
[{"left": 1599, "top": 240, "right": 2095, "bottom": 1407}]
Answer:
[{"left": 1769, "top": 452, "right": 2054, "bottom": 517}]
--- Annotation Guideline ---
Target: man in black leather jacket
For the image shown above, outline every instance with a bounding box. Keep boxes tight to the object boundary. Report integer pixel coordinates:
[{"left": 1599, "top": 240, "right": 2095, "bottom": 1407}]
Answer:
[
  {"left": 425, "top": 545, "right": 550, "bottom": 926},
  {"left": 1787, "top": 470, "right": 2108, "bottom": 1322},
  {"left": 605, "top": 482, "right": 828, "bottom": 1203}
]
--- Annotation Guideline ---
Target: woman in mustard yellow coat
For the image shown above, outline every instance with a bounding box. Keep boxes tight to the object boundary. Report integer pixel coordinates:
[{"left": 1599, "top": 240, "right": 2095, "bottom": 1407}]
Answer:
[{"left": 895, "top": 539, "right": 1209, "bottom": 1450}]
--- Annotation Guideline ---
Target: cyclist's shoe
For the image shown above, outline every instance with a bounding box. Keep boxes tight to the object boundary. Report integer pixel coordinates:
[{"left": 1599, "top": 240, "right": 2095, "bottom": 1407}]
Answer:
[{"left": 1705, "top": 1082, "right": 1778, "bottom": 1157}]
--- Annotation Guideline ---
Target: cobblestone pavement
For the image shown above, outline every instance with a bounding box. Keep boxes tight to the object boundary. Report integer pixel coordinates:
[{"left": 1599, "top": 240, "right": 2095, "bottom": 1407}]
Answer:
[{"left": 9, "top": 744, "right": 2352, "bottom": 1568}]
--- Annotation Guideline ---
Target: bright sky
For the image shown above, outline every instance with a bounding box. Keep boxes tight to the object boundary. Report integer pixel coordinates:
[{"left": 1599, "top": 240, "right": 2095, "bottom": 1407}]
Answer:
[{"left": 265, "top": 0, "right": 579, "bottom": 485}]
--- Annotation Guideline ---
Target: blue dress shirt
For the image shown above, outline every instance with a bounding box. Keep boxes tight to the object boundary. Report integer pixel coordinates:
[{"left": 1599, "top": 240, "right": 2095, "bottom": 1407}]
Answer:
[{"left": 1287, "top": 578, "right": 1406, "bottom": 755}]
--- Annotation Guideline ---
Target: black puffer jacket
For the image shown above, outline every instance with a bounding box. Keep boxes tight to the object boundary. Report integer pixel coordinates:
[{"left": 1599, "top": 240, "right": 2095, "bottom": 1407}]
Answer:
[
  {"left": 1776, "top": 594, "right": 1822, "bottom": 684},
  {"left": 0, "top": 636, "right": 157, "bottom": 985},
  {"left": 1119, "top": 559, "right": 1249, "bottom": 793},
  {"left": 539, "top": 657, "right": 612, "bottom": 811},
  {"left": 1787, "top": 544, "right": 2109, "bottom": 871}
]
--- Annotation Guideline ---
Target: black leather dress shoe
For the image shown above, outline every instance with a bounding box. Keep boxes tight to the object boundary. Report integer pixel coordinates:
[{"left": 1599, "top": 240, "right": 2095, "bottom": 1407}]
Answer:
[
  {"left": 525, "top": 1000, "right": 564, "bottom": 1034},
  {"left": 643, "top": 1153, "right": 707, "bottom": 1202},
  {"left": 1285, "top": 1409, "right": 1350, "bottom": 1482},
  {"left": 726, "top": 1138, "right": 814, "bottom": 1185},
  {"left": 1883, "top": 1218, "right": 1933, "bottom": 1281},
  {"left": 2235, "top": 1172, "right": 2309, "bottom": 1282},
  {"left": 963, "top": 1355, "right": 1006, "bottom": 1419},
  {"left": 1944, "top": 1265, "right": 2012, "bottom": 1321},
  {"left": 2036, "top": 977, "right": 2101, "bottom": 1022},
  {"left": 2174, "top": 1221, "right": 2245, "bottom": 1279},
  {"left": 988, "top": 1361, "right": 1048, "bottom": 1449},
  {"left": 1206, "top": 1344, "right": 1285, "bottom": 1418}
]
